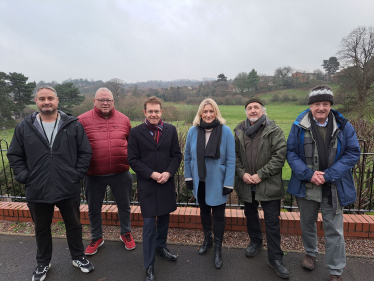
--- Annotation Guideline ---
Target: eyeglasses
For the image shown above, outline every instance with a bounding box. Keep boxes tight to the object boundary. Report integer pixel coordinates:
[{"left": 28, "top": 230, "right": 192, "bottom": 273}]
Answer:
[
  {"left": 146, "top": 110, "right": 161, "bottom": 115},
  {"left": 97, "top": 99, "right": 114, "bottom": 103}
]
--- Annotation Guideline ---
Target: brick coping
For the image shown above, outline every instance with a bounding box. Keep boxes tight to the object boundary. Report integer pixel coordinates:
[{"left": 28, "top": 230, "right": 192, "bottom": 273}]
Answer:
[{"left": 1, "top": 202, "right": 373, "bottom": 239}]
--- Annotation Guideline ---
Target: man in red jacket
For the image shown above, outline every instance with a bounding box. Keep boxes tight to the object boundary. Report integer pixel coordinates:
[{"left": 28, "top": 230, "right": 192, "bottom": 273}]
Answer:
[{"left": 78, "top": 87, "right": 136, "bottom": 255}]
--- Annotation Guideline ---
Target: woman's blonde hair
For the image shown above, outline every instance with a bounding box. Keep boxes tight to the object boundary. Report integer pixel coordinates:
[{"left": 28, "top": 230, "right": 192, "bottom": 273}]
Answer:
[{"left": 193, "top": 98, "right": 226, "bottom": 126}]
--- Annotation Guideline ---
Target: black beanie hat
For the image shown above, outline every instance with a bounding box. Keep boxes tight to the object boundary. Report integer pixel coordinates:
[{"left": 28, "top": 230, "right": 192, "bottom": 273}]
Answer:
[
  {"left": 245, "top": 97, "right": 265, "bottom": 108},
  {"left": 308, "top": 85, "right": 334, "bottom": 105}
]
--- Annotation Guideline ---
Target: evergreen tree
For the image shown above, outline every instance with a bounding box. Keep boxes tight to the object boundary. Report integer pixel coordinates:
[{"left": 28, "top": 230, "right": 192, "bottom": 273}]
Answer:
[
  {"left": 54, "top": 83, "right": 85, "bottom": 114},
  {"left": 8, "top": 72, "right": 36, "bottom": 113}
]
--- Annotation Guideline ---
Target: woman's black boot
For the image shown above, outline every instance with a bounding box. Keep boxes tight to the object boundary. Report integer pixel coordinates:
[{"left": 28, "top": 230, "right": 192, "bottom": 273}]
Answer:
[
  {"left": 213, "top": 220, "right": 225, "bottom": 269},
  {"left": 199, "top": 213, "right": 213, "bottom": 255}
]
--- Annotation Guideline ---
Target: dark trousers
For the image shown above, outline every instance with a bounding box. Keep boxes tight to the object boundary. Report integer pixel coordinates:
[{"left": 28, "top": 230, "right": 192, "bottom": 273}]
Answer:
[
  {"left": 142, "top": 214, "right": 170, "bottom": 269},
  {"left": 198, "top": 182, "right": 226, "bottom": 223},
  {"left": 28, "top": 195, "right": 84, "bottom": 266},
  {"left": 85, "top": 171, "right": 133, "bottom": 239},
  {"left": 244, "top": 191, "right": 283, "bottom": 261}
]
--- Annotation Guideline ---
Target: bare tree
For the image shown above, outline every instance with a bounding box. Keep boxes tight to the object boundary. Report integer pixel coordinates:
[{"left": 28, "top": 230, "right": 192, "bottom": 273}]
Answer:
[
  {"left": 232, "top": 72, "right": 248, "bottom": 93},
  {"left": 337, "top": 26, "right": 374, "bottom": 116},
  {"left": 274, "top": 66, "right": 294, "bottom": 89},
  {"left": 105, "top": 78, "right": 125, "bottom": 99}
]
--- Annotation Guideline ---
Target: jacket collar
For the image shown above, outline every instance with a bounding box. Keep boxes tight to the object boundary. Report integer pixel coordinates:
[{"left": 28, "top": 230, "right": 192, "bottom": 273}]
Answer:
[{"left": 296, "top": 108, "right": 345, "bottom": 133}]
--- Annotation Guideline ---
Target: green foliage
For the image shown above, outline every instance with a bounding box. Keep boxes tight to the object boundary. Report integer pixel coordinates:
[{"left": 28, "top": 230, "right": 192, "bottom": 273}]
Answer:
[
  {"left": 217, "top": 73, "right": 227, "bottom": 82},
  {"left": 322, "top": 57, "right": 340, "bottom": 75},
  {"left": 0, "top": 72, "right": 16, "bottom": 130},
  {"left": 54, "top": 83, "right": 85, "bottom": 114},
  {"left": 247, "top": 69, "right": 260, "bottom": 91},
  {"left": 8, "top": 72, "right": 36, "bottom": 113}
]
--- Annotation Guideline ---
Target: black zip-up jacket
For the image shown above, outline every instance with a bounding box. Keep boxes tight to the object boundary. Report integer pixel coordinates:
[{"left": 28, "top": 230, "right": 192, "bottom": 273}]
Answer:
[{"left": 7, "top": 111, "right": 92, "bottom": 203}]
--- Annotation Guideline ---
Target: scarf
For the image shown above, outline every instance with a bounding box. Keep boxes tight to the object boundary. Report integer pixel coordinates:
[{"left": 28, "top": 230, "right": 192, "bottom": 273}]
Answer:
[
  {"left": 197, "top": 118, "right": 222, "bottom": 181},
  {"left": 309, "top": 111, "right": 334, "bottom": 206},
  {"left": 245, "top": 114, "right": 266, "bottom": 139},
  {"left": 145, "top": 118, "right": 164, "bottom": 144}
]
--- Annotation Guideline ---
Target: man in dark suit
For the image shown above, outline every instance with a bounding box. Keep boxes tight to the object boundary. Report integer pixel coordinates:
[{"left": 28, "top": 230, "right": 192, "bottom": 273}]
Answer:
[{"left": 128, "top": 96, "right": 182, "bottom": 281}]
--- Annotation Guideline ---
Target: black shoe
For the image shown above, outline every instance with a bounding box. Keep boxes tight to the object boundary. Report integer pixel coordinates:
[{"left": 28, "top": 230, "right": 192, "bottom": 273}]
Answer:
[
  {"left": 245, "top": 242, "right": 263, "bottom": 258},
  {"left": 145, "top": 265, "right": 155, "bottom": 281},
  {"left": 268, "top": 259, "right": 289, "bottom": 279},
  {"left": 156, "top": 247, "right": 177, "bottom": 261},
  {"left": 199, "top": 230, "right": 213, "bottom": 255},
  {"left": 32, "top": 263, "right": 51, "bottom": 281},
  {"left": 72, "top": 257, "right": 94, "bottom": 273}
]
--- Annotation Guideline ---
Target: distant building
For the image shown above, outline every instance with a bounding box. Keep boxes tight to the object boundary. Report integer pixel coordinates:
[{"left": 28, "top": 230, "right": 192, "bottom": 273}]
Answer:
[{"left": 202, "top": 77, "right": 215, "bottom": 81}]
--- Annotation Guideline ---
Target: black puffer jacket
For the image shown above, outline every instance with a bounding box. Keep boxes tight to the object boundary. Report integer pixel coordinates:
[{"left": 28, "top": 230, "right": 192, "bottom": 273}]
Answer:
[{"left": 7, "top": 111, "right": 92, "bottom": 203}]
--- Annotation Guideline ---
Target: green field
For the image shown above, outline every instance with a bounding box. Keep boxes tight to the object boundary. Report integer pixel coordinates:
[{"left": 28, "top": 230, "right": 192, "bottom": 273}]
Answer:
[{"left": 1, "top": 104, "right": 312, "bottom": 179}]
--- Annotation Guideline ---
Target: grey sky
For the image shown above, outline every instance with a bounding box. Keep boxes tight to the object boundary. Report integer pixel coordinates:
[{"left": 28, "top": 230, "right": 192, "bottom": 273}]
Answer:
[{"left": 1, "top": 0, "right": 373, "bottom": 84}]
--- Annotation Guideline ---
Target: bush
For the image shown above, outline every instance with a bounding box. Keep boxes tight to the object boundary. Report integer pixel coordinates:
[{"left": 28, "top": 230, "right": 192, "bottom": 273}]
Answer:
[
  {"left": 297, "top": 95, "right": 309, "bottom": 105},
  {"left": 162, "top": 105, "right": 180, "bottom": 122},
  {"left": 182, "top": 106, "right": 198, "bottom": 125},
  {"left": 271, "top": 93, "right": 280, "bottom": 102},
  {"left": 280, "top": 93, "right": 290, "bottom": 102},
  {"left": 71, "top": 95, "right": 95, "bottom": 117}
]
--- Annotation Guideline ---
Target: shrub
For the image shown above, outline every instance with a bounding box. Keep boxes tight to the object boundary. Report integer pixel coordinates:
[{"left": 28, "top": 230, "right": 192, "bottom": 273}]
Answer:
[
  {"left": 280, "top": 93, "right": 290, "bottom": 102},
  {"left": 271, "top": 93, "right": 280, "bottom": 102},
  {"left": 297, "top": 95, "right": 309, "bottom": 105}
]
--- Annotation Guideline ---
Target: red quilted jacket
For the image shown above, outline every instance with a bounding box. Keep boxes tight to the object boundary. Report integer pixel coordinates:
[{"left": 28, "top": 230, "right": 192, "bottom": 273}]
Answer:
[{"left": 78, "top": 107, "right": 131, "bottom": 175}]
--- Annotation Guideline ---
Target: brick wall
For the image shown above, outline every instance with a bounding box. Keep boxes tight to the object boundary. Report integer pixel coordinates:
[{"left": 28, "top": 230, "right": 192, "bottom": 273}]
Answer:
[{"left": 1, "top": 202, "right": 373, "bottom": 239}]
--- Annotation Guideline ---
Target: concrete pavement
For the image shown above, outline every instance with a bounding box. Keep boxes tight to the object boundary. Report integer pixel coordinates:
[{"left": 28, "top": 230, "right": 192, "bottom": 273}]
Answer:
[{"left": 0, "top": 234, "right": 373, "bottom": 281}]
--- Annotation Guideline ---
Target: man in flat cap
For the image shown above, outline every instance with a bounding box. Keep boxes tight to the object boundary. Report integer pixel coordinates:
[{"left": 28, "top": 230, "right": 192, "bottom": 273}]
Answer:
[
  {"left": 234, "top": 97, "right": 289, "bottom": 279},
  {"left": 287, "top": 85, "right": 360, "bottom": 281}
]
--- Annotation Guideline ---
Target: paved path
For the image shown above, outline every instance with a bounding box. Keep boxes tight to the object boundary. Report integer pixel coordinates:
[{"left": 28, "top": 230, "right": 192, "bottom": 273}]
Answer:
[{"left": 0, "top": 234, "right": 373, "bottom": 281}]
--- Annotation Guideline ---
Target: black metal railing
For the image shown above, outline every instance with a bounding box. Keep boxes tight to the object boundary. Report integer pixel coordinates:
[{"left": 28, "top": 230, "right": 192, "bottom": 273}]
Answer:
[{"left": 1, "top": 138, "right": 373, "bottom": 213}]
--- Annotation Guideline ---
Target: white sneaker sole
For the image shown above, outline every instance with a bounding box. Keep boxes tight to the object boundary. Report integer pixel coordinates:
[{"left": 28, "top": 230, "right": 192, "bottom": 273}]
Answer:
[
  {"left": 120, "top": 236, "right": 136, "bottom": 251},
  {"left": 72, "top": 260, "right": 94, "bottom": 273}
]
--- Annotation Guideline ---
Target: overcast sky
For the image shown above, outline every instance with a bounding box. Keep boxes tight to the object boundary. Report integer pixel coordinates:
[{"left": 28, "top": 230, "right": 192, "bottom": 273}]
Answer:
[{"left": 1, "top": 0, "right": 373, "bottom": 84}]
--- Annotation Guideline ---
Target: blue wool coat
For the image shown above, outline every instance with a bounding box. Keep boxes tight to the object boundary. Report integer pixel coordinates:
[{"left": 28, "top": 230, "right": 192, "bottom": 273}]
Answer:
[
  {"left": 287, "top": 108, "right": 360, "bottom": 206},
  {"left": 184, "top": 124, "right": 235, "bottom": 206}
]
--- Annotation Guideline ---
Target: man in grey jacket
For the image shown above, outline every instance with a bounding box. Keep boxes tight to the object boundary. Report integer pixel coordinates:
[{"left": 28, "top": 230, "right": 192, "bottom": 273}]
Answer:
[{"left": 234, "top": 97, "right": 289, "bottom": 279}]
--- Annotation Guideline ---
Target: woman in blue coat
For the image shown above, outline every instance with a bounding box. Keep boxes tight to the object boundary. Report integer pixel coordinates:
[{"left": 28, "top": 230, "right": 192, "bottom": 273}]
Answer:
[{"left": 184, "top": 98, "right": 235, "bottom": 269}]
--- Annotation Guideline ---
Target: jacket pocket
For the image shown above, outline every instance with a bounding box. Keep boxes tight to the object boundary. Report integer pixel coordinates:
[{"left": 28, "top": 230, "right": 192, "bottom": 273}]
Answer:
[{"left": 263, "top": 174, "right": 284, "bottom": 199}]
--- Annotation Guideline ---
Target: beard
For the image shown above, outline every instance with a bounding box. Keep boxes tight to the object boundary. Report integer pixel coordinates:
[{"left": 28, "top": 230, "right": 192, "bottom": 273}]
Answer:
[
  {"left": 40, "top": 107, "right": 57, "bottom": 115},
  {"left": 249, "top": 117, "right": 259, "bottom": 122}
]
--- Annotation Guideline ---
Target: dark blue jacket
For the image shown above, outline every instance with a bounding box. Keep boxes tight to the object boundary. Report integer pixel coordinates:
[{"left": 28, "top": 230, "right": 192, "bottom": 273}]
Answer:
[{"left": 287, "top": 109, "right": 360, "bottom": 206}]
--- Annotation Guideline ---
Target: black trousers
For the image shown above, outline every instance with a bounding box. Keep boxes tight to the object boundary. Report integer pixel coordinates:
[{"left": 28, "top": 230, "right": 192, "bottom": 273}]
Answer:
[
  {"left": 198, "top": 182, "right": 226, "bottom": 223},
  {"left": 142, "top": 213, "right": 170, "bottom": 269},
  {"left": 85, "top": 171, "right": 133, "bottom": 239},
  {"left": 28, "top": 195, "right": 85, "bottom": 266},
  {"left": 244, "top": 191, "right": 283, "bottom": 261}
]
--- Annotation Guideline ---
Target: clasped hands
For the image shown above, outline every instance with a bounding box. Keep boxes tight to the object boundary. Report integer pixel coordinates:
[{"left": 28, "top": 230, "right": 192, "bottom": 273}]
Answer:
[
  {"left": 310, "top": 171, "right": 326, "bottom": 186},
  {"left": 242, "top": 173, "right": 262, "bottom": 185},
  {"left": 151, "top": 171, "right": 171, "bottom": 184}
]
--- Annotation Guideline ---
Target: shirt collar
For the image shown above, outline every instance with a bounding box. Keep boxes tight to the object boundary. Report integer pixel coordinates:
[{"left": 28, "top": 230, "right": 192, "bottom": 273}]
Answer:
[{"left": 313, "top": 116, "right": 328, "bottom": 127}]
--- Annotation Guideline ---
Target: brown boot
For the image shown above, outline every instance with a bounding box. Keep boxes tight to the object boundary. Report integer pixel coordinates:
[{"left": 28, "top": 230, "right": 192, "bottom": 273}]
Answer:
[
  {"left": 329, "top": 274, "right": 343, "bottom": 281},
  {"left": 301, "top": 254, "right": 316, "bottom": 271}
]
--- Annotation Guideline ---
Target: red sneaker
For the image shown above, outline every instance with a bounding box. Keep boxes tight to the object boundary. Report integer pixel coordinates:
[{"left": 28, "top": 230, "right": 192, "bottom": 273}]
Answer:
[
  {"left": 85, "top": 238, "right": 104, "bottom": 255},
  {"left": 120, "top": 232, "right": 136, "bottom": 250}
]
